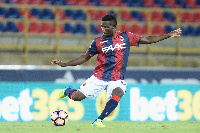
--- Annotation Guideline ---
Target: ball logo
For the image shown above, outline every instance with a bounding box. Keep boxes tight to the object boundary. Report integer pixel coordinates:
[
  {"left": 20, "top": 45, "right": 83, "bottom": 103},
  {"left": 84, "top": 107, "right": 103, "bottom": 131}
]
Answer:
[{"left": 102, "top": 43, "right": 126, "bottom": 53}]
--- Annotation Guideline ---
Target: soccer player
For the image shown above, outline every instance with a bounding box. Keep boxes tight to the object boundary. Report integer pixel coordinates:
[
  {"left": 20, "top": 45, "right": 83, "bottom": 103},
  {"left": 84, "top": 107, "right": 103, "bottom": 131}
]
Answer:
[{"left": 51, "top": 14, "right": 181, "bottom": 127}]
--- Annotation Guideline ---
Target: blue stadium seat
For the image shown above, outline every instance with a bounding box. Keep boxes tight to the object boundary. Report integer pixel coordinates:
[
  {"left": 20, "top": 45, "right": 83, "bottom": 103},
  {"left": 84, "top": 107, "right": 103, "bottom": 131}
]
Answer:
[
  {"left": 197, "top": 0, "right": 200, "bottom": 6},
  {"left": 63, "top": 23, "right": 74, "bottom": 33},
  {"left": 0, "top": 22, "right": 4, "bottom": 32},
  {"left": 5, "top": 0, "right": 16, "bottom": 4},
  {"left": 175, "top": 0, "right": 186, "bottom": 8},
  {"left": 90, "top": 0, "right": 105, "bottom": 6},
  {"left": 74, "top": 24, "right": 86, "bottom": 34},
  {"left": 39, "top": 9, "right": 54, "bottom": 20},
  {"left": 51, "top": 0, "right": 70, "bottom": 5},
  {"left": 73, "top": 10, "right": 86, "bottom": 20},
  {"left": 163, "top": 12, "right": 176, "bottom": 22},
  {"left": 90, "top": 24, "right": 99, "bottom": 34},
  {"left": 164, "top": 25, "right": 176, "bottom": 33},
  {"left": 65, "top": 9, "right": 74, "bottom": 19},
  {"left": 30, "top": 8, "right": 41, "bottom": 18},
  {"left": 0, "top": 7, "right": 6, "bottom": 18},
  {"left": 184, "top": 26, "right": 196, "bottom": 36},
  {"left": 109, "top": 11, "right": 117, "bottom": 18},
  {"left": 128, "top": 0, "right": 143, "bottom": 7},
  {"left": 5, "top": 8, "right": 21, "bottom": 18},
  {"left": 195, "top": 27, "right": 200, "bottom": 36},
  {"left": 154, "top": 0, "right": 164, "bottom": 7},
  {"left": 131, "top": 11, "right": 144, "bottom": 21},
  {"left": 180, "top": 26, "right": 187, "bottom": 36},
  {"left": 3, "top": 22, "right": 18, "bottom": 32}
]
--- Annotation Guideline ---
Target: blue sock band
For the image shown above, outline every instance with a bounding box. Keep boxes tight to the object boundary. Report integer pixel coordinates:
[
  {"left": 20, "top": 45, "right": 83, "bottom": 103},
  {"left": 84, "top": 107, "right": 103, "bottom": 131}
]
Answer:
[
  {"left": 98, "top": 99, "right": 119, "bottom": 120},
  {"left": 64, "top": 87, "right": 77, "bottom": 99}
]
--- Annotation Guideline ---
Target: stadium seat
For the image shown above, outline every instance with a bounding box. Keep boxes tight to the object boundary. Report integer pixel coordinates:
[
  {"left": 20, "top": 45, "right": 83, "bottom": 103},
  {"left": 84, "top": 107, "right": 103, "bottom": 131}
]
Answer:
[
  {"left": 184, "top": 26, "right": 196, "bottom": 36},
  {"left": 73, "top": 10, "right": 86, "bottom": 20},
  {"left": 193, "top": 13, "right": 200, "bottom": 22},
  {"left": 40, "top": 22, "right": 54, "bottom": 34},
  {"left": 74, "top": 0, "right": 93, "bottom": 6},
  {"left": 5, "top": 0, "right": 17, "bottom": 4},
  {"left": 51, "top": 0, "right": 68, "bottom": 5},
  {"left": 74, "top": 24, "right": 86, "bottom": 34},
  {"left": 5, "top": 8, "right": 21, "bottom": 18},
  {"left": 164, "top": 25, "right": 176, "bottom": 33},
  {"left": 63, "top": 23, "right": 74, "bottom": 33},
  {"left": 175, "top": 0, "right": 186, "bottom": 8},
  {"left": 90, "top": 24, "right": 99, "bottom": 34},
  {"left": 94, "top": 10, "right": 109, "bottom": 20},
  {"left": 195, "top": 27, "right": 200, "bottom": 36},
  {"left": 130, "top": 24, "right": 143, "bottom": 35},
  {"left": 4, "top": 22, "right": 19, "bottom": 32},
  {"left": 129, "top": 0, "right": 143, "bottom": 7},
  {"left": 131, "top": 11, "right": 143, "bottom": 21},
  {"left": 163, "top": 0, "right": 176, "bottom": 8},
  {"left": 0, "top": 22, "right": 4, "bottom": 32},
  {"left": 51, "top": 23, "right": 65, "bottom": 34},
  {"left": 30, "top": 8, "right": 41, "bottom": 19},
  {"left": 154, "top": 0, "right": 164, "bottom": 7},
  {"left": 64, "top": 9, "right": 75, "bottom": 20},
  {"left": 152, "top": 25, "right": 166, "bottom": 35},
  {"left": 17, "top": 0, "right": 31, "bottom": 4},
  {"left": 29, "top": 22, "right": 41, "bottom": 33},
  {"left": 151, "top": 11, "right": 164, "bottom": 22},
  {"left": 121, "top": 24, "right": 130, "bottom": 32},
  {"left": 197, "top": 0, "right": 200, "bottom": 7},
  {"left": 121, "top": 11, "right": 132, "bottom": 21},
  {"left": 180, "top": 26, "right": 186, "bottom": 36},
  {"left": 17, "top": 21, "right": 24, "bottom": 32},
  {"left": 163, "top": 12, "right": 176, "bottom": 22},
  {"left": 107, "top": 0, "right": 125, "bottom": 6},
  {"left": 180, "top": 12, "right": 194, "bottom": 22},
  {"left": 185, "top": 0, "right": 197, "bottom": 8},
  {"left": 56, "top": 9, "right": 67, "bottom": 20},
  {"left": 0, "top": 7, "right": 6, "bottom": 18},
  {"left": 143, "top": 0, "right": 155, "bottom": 7},
  {"left": 88, "top": 9, "right": 97, "bottom": 20},
  {"left": 141, "top": 24, "right": 148, "bottom": 35},
  {"left": 31, "top": 0, "right": 45, "bottom": 4},
  {"left": 39, "top": 9, "right": 55, "bottom": 20}
]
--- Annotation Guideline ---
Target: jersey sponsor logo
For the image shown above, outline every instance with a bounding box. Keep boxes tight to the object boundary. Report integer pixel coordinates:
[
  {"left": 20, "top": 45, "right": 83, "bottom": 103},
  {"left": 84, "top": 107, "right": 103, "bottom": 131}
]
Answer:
[
  {"left": 100, "top": 40, "right": 108, "bottom": 43},
  {"left": 102, "top": 43, "right": 126, "bottom": 53}
]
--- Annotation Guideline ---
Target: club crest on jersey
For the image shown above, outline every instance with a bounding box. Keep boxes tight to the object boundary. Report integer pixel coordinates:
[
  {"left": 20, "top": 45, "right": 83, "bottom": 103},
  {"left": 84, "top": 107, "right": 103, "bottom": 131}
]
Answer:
[
  {"left": 120, "top": 36, "right": 124, "bottom": 41},
  {"left": 102, "top": 43, "right": 126, "bottom": 53}
]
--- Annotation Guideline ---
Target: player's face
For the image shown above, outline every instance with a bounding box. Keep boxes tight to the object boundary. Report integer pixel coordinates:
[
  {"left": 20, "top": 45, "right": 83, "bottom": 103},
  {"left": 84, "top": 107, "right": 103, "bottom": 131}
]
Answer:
[{"left": 101, "top": 21, "right": 116, "bottom": 37}]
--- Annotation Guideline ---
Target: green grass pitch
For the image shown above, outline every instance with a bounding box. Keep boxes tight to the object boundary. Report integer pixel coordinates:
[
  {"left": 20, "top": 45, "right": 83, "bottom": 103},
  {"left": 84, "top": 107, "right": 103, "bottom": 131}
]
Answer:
[{"left": 0, "top": 121, "right": 200, "bottom": 133}]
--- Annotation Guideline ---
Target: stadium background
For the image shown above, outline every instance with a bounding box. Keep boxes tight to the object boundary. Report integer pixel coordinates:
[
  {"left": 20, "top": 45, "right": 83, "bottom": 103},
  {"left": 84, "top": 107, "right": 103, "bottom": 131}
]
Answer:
[{"left": 0, "top": 0, "right": 200, "bottom": 122}]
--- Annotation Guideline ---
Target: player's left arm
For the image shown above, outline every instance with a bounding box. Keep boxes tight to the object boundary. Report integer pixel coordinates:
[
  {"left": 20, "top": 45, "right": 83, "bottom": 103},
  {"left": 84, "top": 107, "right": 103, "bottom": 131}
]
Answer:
[{"left": 138, "top": 28, "right": 182, "bottom": 44}]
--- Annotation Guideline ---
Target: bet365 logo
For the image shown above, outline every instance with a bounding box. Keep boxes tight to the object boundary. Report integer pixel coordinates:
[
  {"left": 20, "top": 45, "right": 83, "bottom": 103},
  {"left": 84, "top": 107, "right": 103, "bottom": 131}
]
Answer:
[{"left": 102, "top": 43, "right": 126, "bottom": 53}]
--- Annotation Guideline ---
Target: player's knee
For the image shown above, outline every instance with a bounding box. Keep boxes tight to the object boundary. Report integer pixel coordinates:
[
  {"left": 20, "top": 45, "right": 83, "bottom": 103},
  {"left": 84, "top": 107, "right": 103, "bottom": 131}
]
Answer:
[
  {"left": 112, "top": 87, "right": 124, "bottom": 98},
  {"left": 72, "top": 91, "right": 86, "bottom": 101}
]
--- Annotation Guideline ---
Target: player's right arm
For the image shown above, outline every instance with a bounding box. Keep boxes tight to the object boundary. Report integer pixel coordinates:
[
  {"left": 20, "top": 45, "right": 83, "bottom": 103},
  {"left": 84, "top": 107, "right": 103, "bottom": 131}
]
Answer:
[{"left": 51, "top": 53, "right": 91, "bottom": 67}]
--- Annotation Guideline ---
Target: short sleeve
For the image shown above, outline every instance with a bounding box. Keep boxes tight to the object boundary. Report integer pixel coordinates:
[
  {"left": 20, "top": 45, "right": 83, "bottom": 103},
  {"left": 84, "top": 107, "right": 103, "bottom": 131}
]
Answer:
[
  {"left": 86, "top": 40, "right": 98, "bottom": 57},
  {"left": 127, "top": 32, "right": 141, "bottom": 47}
]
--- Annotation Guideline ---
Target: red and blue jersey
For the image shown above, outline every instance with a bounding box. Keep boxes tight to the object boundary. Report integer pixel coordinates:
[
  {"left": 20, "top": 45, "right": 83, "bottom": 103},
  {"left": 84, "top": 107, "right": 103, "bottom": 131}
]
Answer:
[{"left": 86, "top": 31, "right": 141, "bottom": 81}]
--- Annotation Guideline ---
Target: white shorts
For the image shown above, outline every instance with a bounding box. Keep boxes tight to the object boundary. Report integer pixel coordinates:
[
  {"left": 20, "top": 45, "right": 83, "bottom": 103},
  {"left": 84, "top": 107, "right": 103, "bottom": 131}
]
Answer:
[{"left": 78, "top": 75, "right": 127, "bottom": 100}]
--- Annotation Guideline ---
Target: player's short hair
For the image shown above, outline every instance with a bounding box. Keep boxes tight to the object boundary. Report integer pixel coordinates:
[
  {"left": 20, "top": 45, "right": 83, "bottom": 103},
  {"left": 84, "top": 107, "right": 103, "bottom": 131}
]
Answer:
[{"left": 102, "top": 14, "right": 117, "bottom": 27}]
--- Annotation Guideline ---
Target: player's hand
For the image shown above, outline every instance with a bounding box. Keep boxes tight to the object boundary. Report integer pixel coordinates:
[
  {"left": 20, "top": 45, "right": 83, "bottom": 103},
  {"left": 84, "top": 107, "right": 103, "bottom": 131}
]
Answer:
[
  {"left": 168, "top": 28, "right": 182, "bottom": 38},
  {"left": 51, "top": 59, "right": 66, "bottom": 67}
]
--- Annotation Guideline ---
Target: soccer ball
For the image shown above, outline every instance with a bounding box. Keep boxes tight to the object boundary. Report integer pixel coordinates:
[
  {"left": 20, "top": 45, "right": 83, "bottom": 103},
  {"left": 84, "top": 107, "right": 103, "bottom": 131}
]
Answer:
[{"left": 51, "top": 110, "right": 68, "bottom": 126}]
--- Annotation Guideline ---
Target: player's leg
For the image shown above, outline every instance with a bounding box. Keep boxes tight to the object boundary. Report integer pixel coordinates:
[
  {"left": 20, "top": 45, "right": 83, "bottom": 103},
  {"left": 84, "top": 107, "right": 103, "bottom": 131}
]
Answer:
[
  {"left": 59, "top": 86, "right": 86, "bottom": 101},
  {"left": 92, "top": 80, "right": 126, "bottom": 127},
  {"left": 97, "top": 87, "right": 124, "bottom": 120}
]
